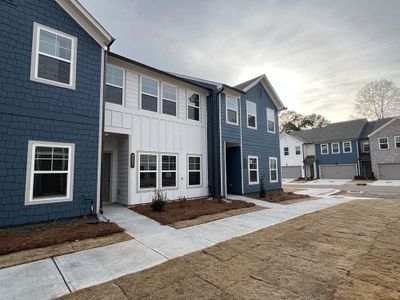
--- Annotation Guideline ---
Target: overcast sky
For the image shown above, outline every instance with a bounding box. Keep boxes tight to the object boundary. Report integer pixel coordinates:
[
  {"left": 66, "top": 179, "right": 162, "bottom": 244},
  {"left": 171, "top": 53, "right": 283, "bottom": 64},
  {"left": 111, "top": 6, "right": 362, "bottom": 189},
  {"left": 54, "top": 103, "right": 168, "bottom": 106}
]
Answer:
[{"left": 81, "top": 0, "right": 400, "bottom": 122}]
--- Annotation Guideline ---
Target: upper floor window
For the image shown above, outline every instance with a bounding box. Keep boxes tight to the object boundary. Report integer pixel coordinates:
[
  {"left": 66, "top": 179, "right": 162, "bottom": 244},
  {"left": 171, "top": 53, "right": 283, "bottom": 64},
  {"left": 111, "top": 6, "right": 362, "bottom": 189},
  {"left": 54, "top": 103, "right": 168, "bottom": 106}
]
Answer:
[
  {"left": 246, "top": 101, "right": 257, "bottom": 129},
  {"left": 269, "top": 157, "right": 278, "bottom": 183},
  {"left": 105, "top": 65, "right": 124, "bottom": 105},
  {"left": 266, "top": 108, "right": 276, "bottom": 133},
  {"left": 141, "top": 77, "right": 158, "bottom": 112},
  {"left": 395, "top": 136, "right": 400, "bottom": 149},
  {"left": 331, "top": 142, "right": 340, "bottom": 154},
  {"left": 295, "top": 146, "right": 301, "bottom": 155},
  {"left": 31, "top": 23, "right": 77, "bottom": 89},
  {"left": 362, "top": 141, "right": 370, "bottom": 153},
  {"left": 162, "top": 83, "right": 177, "bottom": 116},
  {"left": 321, "top": 144, "right": 329, "bottom": 155},
  {"left": 226, "top": 96, "right": 239, "bottom": 125},
  {"left": 343, "top": 141, "right": 352, "bottom": 153},
  {"left": 248, "top": 156, "right": 259, "bottom": 184},
  {"left": 284, "top": 147, "right": 289, "bottom": 156},
  {"left": 188, "top": 92, "right": 200, "bottom": 121},
  {"left": 379, "top": 137, "right": 389, "bottom": 150}
]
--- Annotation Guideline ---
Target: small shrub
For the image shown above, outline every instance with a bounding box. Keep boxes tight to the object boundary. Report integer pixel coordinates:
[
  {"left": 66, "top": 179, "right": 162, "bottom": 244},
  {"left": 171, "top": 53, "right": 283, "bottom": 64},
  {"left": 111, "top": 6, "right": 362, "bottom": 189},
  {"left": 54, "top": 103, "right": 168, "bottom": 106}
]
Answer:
[
  {"left": 151, "top": 190, "right": 167, "bottom": 212},
  {"left": 259, "top": 175, "right": 266, "bottom": 198},
  {"left": 177, "top": 196, "right": 187, "bottom": 208}
]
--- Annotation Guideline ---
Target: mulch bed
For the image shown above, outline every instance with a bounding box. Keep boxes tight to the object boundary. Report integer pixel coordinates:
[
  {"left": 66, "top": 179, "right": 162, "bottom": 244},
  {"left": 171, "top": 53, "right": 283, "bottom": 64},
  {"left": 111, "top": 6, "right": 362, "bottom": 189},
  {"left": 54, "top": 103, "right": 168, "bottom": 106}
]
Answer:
[
  {"left": 247, "top": 190, "right": 310, "bottom": 203},
  {"left": 0, "top": 215, "right": 124, "bottom": 256},
  {"left": 130, "top": 198, "right": 255, "bottom": 225}
]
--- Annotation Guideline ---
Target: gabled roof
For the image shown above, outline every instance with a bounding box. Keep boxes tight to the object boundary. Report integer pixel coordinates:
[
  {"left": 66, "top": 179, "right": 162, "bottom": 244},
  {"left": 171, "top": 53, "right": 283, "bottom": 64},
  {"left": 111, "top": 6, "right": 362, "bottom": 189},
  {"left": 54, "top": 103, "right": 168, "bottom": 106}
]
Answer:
[
  {"left": 367, "top": 117, "right": 399, "bottom": 137},
  {"left": 234, "top": 74, "right": 286, "bottom": 111},
  {"left": 289, "top": 119, "right": 367, "bottom": 143},
  {"left": 280, "top": 132, "right": 304, "bottom": 144},
  {"left": 360, "top": 117, "right": 395, "bottom": 138},
  {"left": 56, "top": 0, "right": 114, "bottom": 47}
]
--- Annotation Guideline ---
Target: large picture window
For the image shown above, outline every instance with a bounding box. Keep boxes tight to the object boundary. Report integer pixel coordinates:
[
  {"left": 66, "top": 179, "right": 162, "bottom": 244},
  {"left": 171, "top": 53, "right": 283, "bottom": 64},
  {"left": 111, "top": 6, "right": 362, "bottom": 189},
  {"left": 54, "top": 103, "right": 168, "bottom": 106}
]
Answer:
[
  {"left": 162, "top": 83, "right": 177, "bottom": 116},
  {"left": 161, "top": 155, "right": 177, "bottom": 188},
  {"left": 246, "top": 101, "right": 257, "bottom": 129},
  {"left": 139, "top": 154, "right": 157, "bottom": 189},
  {"left": 31, "top": 23, "right": 77, "bottom": 89},
  {"left": 141, "top": 77, "right": 158, "bottom": 112},
  {"left": 269, "top": 157, "right": 278, "bottom": 183},
  {"left": 248, "top": 156, "right": 259, "bottom": 184},
  {"left": 188, "top": 156, "right": 201, "bottom": 186},
  {"left": 226, "top": 96, "right": 238, "bottom": 125},
  {"left": 105, "top": 65, "right": 124, "bottom": 105},
  {"left": 266, "top": 108, "right": 276, "bottom": 133},
  {"left": 25, "top": 141, "right": 74, "bottom": 205},
  {"left": 188, "top": 92, "right": 200, "bottom": 121}
]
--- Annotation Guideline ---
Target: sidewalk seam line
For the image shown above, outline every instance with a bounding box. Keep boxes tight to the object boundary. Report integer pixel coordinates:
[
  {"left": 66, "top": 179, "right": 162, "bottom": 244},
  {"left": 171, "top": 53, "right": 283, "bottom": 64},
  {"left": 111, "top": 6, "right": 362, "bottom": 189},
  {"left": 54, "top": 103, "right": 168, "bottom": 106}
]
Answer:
[{"left": 51, "top": 257, "right": 72, "bottom": 294}]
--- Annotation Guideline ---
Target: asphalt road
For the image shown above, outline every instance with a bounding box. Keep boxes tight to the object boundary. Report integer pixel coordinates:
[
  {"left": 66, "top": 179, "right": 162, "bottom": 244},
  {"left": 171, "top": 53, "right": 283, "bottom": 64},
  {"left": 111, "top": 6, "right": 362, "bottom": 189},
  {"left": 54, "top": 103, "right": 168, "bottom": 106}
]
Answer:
[{"left": 284, "top": 183, "right": 400, "bottom": 199}]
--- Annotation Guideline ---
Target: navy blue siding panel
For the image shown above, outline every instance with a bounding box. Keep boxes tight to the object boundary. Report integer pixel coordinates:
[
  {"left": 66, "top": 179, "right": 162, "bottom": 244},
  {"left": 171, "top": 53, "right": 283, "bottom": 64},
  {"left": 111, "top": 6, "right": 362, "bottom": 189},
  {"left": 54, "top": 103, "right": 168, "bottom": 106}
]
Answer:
[
  {"left": 221, "top": 93, "right": 240, "bottom": 143},
  {"left": 0, "top": 0, "right": 102, "bottom": 226},
  {"left": 226, "top": 147, "right": 242, "bottom": 194}
]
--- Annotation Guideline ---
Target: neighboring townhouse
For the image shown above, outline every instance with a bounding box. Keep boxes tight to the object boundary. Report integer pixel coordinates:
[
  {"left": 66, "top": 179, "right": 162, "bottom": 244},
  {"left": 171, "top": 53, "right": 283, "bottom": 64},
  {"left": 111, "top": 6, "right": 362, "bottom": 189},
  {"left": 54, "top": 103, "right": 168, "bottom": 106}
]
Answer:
[
  {"left": 0, "top": 0, "right": 113, "bottom": 226},
  {"left": 102, "top": 53, "right": 211, "bottom": 205},
  {"left": 367, "top": 117, "right": 400, "bottom": 180},
  {"left": 290, "top": 119, "right": 367, "bottom": 179},
  {"left": 280, "top": 133, "right": 305, "bottom": 178}
]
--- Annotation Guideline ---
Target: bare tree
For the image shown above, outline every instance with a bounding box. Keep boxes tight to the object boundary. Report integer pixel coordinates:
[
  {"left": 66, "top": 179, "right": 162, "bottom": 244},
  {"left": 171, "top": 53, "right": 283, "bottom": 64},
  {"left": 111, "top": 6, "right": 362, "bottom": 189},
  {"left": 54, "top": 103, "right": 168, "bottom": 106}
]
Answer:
[{"left": 354, "top": 79, "right": 400, "bottom": 119}]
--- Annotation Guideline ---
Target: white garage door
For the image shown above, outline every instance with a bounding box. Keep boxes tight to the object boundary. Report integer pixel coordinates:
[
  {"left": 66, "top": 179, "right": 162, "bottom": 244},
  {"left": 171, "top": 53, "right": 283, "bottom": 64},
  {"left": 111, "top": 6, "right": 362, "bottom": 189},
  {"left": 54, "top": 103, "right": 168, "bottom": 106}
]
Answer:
[
  {"left": 320, "top": 165, "right": 357, "bottom": 179},
  {"left": 378, "top": 164, "right": 400, "bottom": 180},
  {"left": 282, "top": 166, "right": 302, "bottom": 178}
]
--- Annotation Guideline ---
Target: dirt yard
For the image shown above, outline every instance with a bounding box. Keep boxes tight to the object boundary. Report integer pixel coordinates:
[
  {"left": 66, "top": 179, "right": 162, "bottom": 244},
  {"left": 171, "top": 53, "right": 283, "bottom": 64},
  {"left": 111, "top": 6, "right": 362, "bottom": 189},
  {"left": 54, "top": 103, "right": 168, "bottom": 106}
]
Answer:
[
  {"left": 131, "top": 198, "right": 255, "bottom": 225},
  {"left": 60, "top": 199, "right": 400, "bottom": 300},
  {"left": 247, "top": 189, "right": 311, "bottom": 204}
]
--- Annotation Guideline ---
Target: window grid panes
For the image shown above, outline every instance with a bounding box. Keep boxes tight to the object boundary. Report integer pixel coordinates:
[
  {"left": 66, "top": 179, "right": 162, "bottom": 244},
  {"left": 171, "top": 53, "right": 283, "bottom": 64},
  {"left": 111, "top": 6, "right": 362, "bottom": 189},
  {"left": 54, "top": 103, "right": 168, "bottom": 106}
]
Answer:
[
  {"left": 395, "top": 136, "right": 400, "bottom": 148},
  {"left": 248, "top": 157, "right": 258, "bottom": 183},
  {"left": 188, "top": 92, "right": 200, "bottom": 121},
  {"left": 188, "top": 156, "right": 201, "bottom": 186},
  {"left": 267, "top": 108, "right": 275, "bottom": 133},
  {"left": 284, "top": 147, "right": 289, "bottom": 156},
  {"left": 379, "top": 138, "right": 389, "bottom": 150},
  {"left": 247, "top": 101, "right": 257, "bottom": 128},
  {"left": 269, "top": 158, "right": 278, "bottom": 182},
  {"left": 331, "top": 143, "right": 340, "bottom": 154},
  {"left": 321, "top": 144, "right": 329, "bottom": 154},
  {"left": 162, "top": 84, "right": 177, "bottom": 116},
  {"left": 161, "top": 155, "right": 177, "bottom": 188},
  {"left": 141, "top": 77, "right": 158, "bottom": 112},
  {"left": 295, "top": 146, "right": 301, "bottom": 155},
  {"left": 343, "top": 141, "right": 352, "bottom": 153},
  {"left": 226, "top": 96, "right": 238, "bottom": 125},
  {"left": 363, "top": 141, "right": 370, "bottom": 152},
  {"left": 105, "top": 65, "right": 124, "bottom": 105},
  {"left": 139, "top": 154, "right": 157, "bottom": 189}
]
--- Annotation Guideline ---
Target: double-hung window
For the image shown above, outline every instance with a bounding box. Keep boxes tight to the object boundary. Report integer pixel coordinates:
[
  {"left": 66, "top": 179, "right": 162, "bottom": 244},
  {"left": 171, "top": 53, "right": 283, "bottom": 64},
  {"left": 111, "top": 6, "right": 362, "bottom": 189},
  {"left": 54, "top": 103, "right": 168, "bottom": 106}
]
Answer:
[
  {"left": 321, "top": 144, "right": 329, "bottom": 155},
  {"left": 162, "top": 83, "right": 177, "bottom": 116},
  {"left": 226, "top": 96, "right": 238, "bottom": 125},
  {"left": 266, "top": 108, "right": 276, "bottom": 133},
  {"left": 379, "top": 137, "right": 389, "bottom": 150},
  {"left": 161, "top": 155, "right": 177, "bottom": 188},
  {"left": 395, "top": 136, "right": 400, "bottom": 149},
  {"left": 141, "top": 77, "right": 158, "bottom": 112},
  {"left": 362, "top": 141, "right": 370, "bottom": 152},
  {"left": 31, "top": 23, "right": 77, "bottom": 89},
  {"left": 105, "top": 65, "right": 124, "bottom": 105},
  {"left": 284, "top": 147, "right": 289, "bottom": 156},
  {"left": 246, "top": 101, "right": 257, "bottom": 129},
  {"left": 25, "top": 141, "right": 74, "bottom": 205},
  {"left": 343, "top": 141, "right": 352, "bottom": 153},
  {"left": 269, "top": 157, "right": 278, "bottom": 183},
  {"left": 188, "top": 92, "right": 200, "bottom": 121},
  {"left": 188, "top": 156, "right": 201, "bottom": 186},
  {"left": 331, "top": 142, "right": 340, "bottom": 154},
  {"left": 139, "top": 154, "right": 157, "bottom": 189},
  {"left": 248, "top": 156, "right": 259, "bottom": 184},
  {"left": 295, "top": 146, "right": 301, "bottom": 155}
]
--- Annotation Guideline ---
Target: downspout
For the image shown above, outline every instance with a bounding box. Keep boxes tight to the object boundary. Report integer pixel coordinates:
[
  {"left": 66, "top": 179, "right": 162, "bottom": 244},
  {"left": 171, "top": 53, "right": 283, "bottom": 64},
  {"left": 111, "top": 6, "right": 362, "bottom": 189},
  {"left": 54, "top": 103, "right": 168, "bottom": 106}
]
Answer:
[{"left": 215, "top": 87, "right": 224, "bottom": 198}]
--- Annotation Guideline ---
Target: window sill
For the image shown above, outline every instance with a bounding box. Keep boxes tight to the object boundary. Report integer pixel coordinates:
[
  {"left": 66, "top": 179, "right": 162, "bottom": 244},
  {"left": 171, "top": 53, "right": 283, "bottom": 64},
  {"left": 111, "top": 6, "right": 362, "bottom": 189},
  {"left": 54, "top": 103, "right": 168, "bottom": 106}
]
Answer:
[
  {"left": 25, "top": 197, "right": 73, "bottom": 206},
  {"left": 30, "top": 75, "right": 76, "bottom": 90}
]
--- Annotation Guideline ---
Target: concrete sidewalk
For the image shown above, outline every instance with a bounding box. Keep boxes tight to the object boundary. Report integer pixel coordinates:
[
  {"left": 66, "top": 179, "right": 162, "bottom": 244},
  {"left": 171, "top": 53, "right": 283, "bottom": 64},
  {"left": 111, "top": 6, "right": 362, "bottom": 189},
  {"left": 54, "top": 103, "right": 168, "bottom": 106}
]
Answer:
[{"left": 0, "top": 193, "right": 356, "bottom": 300}]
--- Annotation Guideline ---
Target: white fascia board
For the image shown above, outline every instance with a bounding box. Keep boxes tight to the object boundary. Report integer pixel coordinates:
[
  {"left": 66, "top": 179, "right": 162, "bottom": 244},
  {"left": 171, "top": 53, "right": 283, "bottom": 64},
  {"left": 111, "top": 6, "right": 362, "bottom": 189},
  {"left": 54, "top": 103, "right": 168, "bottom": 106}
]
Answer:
[{"left": 367, "top": 117, "right": 399, "bottom": 138}]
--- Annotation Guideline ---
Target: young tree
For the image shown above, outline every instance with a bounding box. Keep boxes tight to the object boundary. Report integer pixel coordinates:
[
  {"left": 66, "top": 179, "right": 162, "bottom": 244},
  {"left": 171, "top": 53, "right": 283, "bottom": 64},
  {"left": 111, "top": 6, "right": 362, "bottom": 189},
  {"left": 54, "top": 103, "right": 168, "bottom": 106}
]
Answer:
[
  {"left": 279, "top": 110, "right": 330, "bottom": 132},
  {"left": 354, "top": 79, "right": 400, "bottom": 119}
]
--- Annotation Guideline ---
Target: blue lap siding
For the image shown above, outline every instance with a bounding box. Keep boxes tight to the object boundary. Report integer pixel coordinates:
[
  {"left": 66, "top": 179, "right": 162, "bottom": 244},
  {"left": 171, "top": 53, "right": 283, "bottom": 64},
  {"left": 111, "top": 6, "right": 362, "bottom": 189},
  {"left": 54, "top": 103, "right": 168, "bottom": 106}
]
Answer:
[{"left": 0, "top": 0, "right": 102, "bottom": 226}]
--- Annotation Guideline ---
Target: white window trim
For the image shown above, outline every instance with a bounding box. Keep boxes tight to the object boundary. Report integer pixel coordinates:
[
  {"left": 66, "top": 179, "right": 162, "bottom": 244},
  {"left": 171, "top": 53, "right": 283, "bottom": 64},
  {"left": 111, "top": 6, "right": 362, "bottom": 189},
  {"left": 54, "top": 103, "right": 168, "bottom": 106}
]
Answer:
[
  {"left": 25, "top": 140, "right": 75, "bottom": 205},
  {"left": 30, "top": 22, "right": 78, "bottom": 90},
  {"left": 266, "top": 108, "right": 276, "bottom": 133},
  {"left": 246, "top": 101, "right": 257, "bottom": 129},
  {"left": 187, "top": 91, "right": 201, "bottom": 122},
  {"left": 248, "top": 155, "right": 259, "bottom": 185},
  {"left": 321, "top": 144, "right": 329, "bottom": 155},
  {"left": 138, "top": 152, "right": 158, "bottom": 191},
  {"left": 284, "top": 147, "right": 289, "bottom": 156},
  {"left": 161, "top": 82, "right": 178, "bottom": 117},
  {"left": 331, "top": 142, "right": 340, "bottom": 154},
  {"left": 295, "top": 146, "right": 301, "bottom": 155},
  {"left": 395, "top": 136, "right": 400, "bottom": 149},
  {"left": 378, "top": 137, "right": 389, "bottom": 150},
  {"left": 269, "top": 157, "right": 279, "bottom": 183},
  {"left": 140, "top": 75, "right": 159, "bottom": 113},
  {"left": 106, "top": 64, "right": 125, "bottom": 106},
  {"left": 362, "top": 140, "right": 370, "bottom": 153},
  {"left": 187, "top": 155, "right": 202, "bottom": 188},
  {"left": 342, "top": 141, "right": 352, "bottom": 153},
  {"left": 225, "top": 95, "right": 239, "bottom": 126},
  {"left": 160, "top": 153, "right": 178, "bottom": 189}
]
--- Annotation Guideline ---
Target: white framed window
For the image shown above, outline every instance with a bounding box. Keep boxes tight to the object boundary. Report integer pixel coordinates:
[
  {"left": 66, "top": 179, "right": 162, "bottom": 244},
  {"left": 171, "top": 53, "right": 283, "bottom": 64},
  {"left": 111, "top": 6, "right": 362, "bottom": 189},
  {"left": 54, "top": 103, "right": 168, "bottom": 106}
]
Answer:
[
  {"left": 188, "top": 91, "right": 200, "bottom": 121},
  {"left": 295, "top": 146, "right": 301, "bottom": 155},
  {"left": 379, "top": 137, "right": 389, "bottom": 150},
  {"left": 395, "top": 136, "right": 400, "bottom": 149},
  {"left": 139, "top": 153, "right": 158, "bottom": 190},
  {"left": 362, "top": 140, "right": 370, "bottom": 153},
  {"left": 331, "top": 142, "right": 340, "bottom": 154},
  {"left": 226, "top": 95, "right": 239, "bottom": 125},
  {"left": 30, "top": 23, "right": 77, "bottom": 89},
  {"left": 105, "top": 65, "right": 124, "bottom": 105},
  {"left": 188, "top": 155, "right": 201, "bottom": 186},
  {"left": 161, "top": 154, "right": 177, "bottom": 188},
  {"left": 266, "top": 108, "right": 276, "bottom": 133},
  {"left": 162, "top": 83, "right": 177, "bottom": 116},
  {"left": 321, "top": 144, "right": 329, "bottom": 155},
  {"left": 248, "top": 156, "right": 259, "bottom": 184},
  {"left": 246, "top": 101, "right": 257, "bottom": 129},
  {"left": 284, "top": 147, "right": 289, "bottom": 156},
  {"left": 343, "top": 141, "right": 352, "bottom": 153},
  {"left": 141, "top": 76, "right": 159, "bottom": 112},
  {"left": 269, "top": 157, "right": 278, "bottom": 183},
  {"left": 25, "top": 141, "right": 75, "bottom": 205}
]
